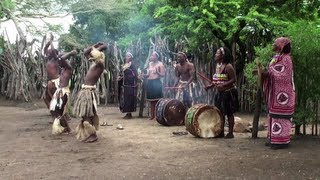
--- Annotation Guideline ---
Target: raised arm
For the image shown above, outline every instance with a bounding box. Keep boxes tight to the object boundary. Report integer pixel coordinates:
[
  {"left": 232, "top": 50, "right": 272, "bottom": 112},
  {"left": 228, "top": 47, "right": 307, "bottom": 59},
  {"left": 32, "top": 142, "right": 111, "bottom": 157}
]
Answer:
[
  {"left": 96, "top": 43, "right": 107, "bottom": 51},
  {"left": 43, "top": 41, "right": 51, "bottom": 56},
  {"left": 93, "top": 42, "right": 104, "bottom": 48},
  {"left": 83, "top": 42, "right": 107, "bottom": 58},
  {"left": 43, "top": 34, "right": 56, "bottom": 57},
  {"left": 58, "top": 50, "right": 77, "bottom": 70},
  {"left": 83, "top": 46, "right": 93, "bottom": 57}
]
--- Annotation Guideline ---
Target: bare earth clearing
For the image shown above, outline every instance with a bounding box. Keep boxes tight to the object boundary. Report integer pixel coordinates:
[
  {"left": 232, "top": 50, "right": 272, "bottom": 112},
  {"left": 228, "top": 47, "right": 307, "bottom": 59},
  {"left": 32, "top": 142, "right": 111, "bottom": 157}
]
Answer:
[{"left": 0, "top": 99, "right": 319, "bottom": 180}]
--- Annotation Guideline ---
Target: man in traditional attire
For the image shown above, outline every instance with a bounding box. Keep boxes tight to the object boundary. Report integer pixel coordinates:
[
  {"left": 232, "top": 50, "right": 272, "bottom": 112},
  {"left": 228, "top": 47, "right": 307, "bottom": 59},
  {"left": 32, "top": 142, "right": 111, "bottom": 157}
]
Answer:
[
  {"left": 262, "top": 37, "right": 295, "bottom": 149},
  {"left": 43, "top": 34, "right": 60, "bottom": 109},
  {"left": 73, "top": 42, "right": 107, "bottom": 143},
  {"left": 50, "top": 50, "right": 77, "bottom": 135},
  {"left": 174, "top": 52, "right": 195, "bottom": 108},
  {"left": 118, "top": 52, "right": 138, "bottom": 119}
]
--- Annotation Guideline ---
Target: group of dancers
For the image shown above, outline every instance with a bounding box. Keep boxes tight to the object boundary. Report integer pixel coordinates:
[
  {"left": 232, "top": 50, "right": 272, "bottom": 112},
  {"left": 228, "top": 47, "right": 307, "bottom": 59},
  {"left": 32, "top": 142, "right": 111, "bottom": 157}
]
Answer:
[{"left": 44, "top": 35, "right": 107, "bottom": 143}]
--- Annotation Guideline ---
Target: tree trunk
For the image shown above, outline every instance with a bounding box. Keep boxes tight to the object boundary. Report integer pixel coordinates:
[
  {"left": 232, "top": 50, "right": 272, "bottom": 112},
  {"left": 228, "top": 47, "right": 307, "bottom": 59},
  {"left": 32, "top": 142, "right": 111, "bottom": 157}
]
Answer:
[
  {"left": 252, "top": 88, "right": 262, "bottom": 138},
  {"left": 139, "top": 79, "right": 146, "bottom": 117},
  {"left": 295, "top": 125, "right": 301, "bottom": 136},
  {"left": 100, "top": 73, "right": 107, "bottom": 104},
  {"left": 312, "top": 101, "right": 318, "bottom": 136},
  {"left": 104, "top": 56, "right": 109, "bottom": 104},
  {"left": 1, "top": 70, "right": 8, "bottom": 94},
  {"left": 316, "top": 101, "right": 318, "bottom": 136}
]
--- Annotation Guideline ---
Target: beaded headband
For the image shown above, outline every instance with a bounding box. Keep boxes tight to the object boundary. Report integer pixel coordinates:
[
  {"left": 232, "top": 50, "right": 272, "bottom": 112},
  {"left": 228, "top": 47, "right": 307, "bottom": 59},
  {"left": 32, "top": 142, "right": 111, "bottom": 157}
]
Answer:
[
  {"left": 220, "top": 47, "right": 225, "bottom": 55},
  {"left": 126, "top": 52, "right": 133, "bottom": 58}
]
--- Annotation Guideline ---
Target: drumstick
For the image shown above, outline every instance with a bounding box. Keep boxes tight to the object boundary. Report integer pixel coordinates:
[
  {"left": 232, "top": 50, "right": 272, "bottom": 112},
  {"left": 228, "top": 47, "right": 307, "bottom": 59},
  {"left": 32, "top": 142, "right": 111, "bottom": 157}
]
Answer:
[
  {"left": 196, "top": 72, "right": 212, "bottom": 83},
  {"left": 164, "top": 86, "right": 183, "bottom": 89},
  {"left": 164, "top": 86, "right": 182, "bottom": 92}
]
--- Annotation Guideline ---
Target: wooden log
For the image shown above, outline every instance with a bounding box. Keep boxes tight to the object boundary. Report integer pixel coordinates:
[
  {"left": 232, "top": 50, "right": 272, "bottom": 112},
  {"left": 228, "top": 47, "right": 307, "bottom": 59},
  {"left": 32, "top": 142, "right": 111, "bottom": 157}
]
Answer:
[{"left": 138, "top": 79, "right": 146, "bottom": 117}]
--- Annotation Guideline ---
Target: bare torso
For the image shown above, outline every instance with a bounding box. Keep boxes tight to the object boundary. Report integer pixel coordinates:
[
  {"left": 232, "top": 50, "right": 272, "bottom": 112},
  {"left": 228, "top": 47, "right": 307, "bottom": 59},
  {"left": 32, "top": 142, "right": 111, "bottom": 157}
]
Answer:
[
  {"left": 175, "top": 62, "right": 195, "bottom": 81},
  {"left": 84, "top": 63, "right": 105, "bottom": 85},
  {"left": 59, "top": 68, "right": 72, "bottom": 88},
  {"left": 147, "top": 61, "right": 165, "bottom": 80},
  {"left": 46, "top": 60, "right": 60, "bottom": 80}
]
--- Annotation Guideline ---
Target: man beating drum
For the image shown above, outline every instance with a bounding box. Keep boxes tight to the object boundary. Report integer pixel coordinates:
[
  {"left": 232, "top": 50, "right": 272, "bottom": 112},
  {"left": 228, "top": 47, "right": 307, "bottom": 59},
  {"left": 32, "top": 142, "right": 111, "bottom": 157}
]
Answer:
[{"left": 174, "top": 52, "right": 195, "bottom": 108}]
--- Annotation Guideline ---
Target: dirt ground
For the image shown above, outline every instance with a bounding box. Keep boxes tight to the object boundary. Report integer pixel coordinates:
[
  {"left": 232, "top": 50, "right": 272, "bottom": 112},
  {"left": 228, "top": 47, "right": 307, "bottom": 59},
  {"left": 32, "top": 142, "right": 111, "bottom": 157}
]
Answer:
[{"left": 0, "top": 99, "right": 319, "bottom": 180}]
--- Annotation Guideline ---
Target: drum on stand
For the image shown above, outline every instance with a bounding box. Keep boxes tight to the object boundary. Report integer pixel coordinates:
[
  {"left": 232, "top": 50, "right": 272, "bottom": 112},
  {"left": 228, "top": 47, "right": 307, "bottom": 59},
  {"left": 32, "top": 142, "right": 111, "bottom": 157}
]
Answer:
[
  {"left": 185, "top": 104, "right": 223, "bottom": 138},
  {"left": 155, "top": 98, "right": 186, "bottom": 126}
]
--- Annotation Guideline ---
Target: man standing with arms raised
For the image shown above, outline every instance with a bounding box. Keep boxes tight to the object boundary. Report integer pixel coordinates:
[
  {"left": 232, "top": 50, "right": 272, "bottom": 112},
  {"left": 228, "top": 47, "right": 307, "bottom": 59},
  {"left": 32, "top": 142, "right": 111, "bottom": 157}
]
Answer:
[
  {"left": 73, "top": 42, "right": 107, "bottom": 143},
  {"left": 50, "top": 49, "right": 77, "bottom": 135},
  {"left": 43, "top": 34, "right": 60, "bottom": 109}
]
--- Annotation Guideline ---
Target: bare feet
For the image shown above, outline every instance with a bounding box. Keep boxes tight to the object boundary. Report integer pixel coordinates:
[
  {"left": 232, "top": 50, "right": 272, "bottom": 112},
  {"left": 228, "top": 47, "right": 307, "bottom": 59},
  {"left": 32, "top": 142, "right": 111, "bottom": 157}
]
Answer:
[
  {"left": 224, "top": 133, "right": 234, "bottom": 139},
  {"left": 123, "top": 113, "right": 132, "bottom": 119},
  {"left": 215, "top": 132, "right": 224, "bottom": 138},
  {"left": 83, "top": 134, "right": 98, "bottom": 143},
  {"left": 62, "top": 128, "right": 72, "bottom": 135}
]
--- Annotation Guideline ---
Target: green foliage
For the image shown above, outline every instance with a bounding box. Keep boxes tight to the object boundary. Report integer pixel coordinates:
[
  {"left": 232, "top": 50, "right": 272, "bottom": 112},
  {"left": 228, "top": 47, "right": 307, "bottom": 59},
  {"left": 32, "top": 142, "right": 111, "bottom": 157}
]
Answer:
[
  {"left": 0, "top": 37, "right": 5, "bottom": 55},
  {"left": 287, "top": 20, "right": 320, "bottom": 101},
  {"left": 2, "top": 0, "right": 14, "bottom": 10},
  {"left": 293, "top": 106, "right": 314, "bottom": 125},
  {"left": 117, "top": 12, "right": 155, "bottom": 48},
  {"left": 10, "top": 0, "right": 72, "bottom": 18},
  {"left": 244, "top": 44, "right": 273, "bottom": 87},
  {"left": 0, "top": 0, "right": 14, "bottom": 20},
  {"left": 59, "top": 0, "right": 137, "bottom": 50}
]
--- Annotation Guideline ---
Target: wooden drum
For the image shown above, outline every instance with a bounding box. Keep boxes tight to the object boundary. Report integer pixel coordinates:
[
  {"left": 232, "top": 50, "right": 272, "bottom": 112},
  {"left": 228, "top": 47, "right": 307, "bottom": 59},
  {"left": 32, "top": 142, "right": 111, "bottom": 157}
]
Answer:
[
  {"left": 155, "top": 98, "right": 186, "bottom": 126},
  {"left": 185, "top": 104, "right": 223, "bottom": 138}
]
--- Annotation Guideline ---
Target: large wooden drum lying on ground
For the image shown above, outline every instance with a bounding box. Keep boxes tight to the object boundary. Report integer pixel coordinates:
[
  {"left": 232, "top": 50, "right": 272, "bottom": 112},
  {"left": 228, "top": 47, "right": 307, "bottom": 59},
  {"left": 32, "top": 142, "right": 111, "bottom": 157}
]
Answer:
[
  {"left": 156, "top": 98, "right": 186, "bottom": 126},
  {"left": 185, "top": 104, "right": 223, "bottom": 138}
]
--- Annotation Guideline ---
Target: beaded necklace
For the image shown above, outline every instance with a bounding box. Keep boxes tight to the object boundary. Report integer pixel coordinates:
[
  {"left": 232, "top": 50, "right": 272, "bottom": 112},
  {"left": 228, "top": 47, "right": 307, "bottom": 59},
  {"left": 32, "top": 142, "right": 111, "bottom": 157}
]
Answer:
[{"left": 216, "top": 63, "right": 223, "bottom": 71}]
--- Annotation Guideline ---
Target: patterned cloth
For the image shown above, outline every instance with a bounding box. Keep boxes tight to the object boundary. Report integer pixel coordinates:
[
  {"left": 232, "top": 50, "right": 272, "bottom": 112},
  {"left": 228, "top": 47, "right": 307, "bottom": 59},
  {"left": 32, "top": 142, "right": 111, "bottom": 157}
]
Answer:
[
  {"left": 264, "top": 52, "right": 295, "bottom": 145},
  {"left": 267, "top": 116, "right": 292, "bottom": 145},
  {"left": 49, "top": 86, "right": 70, "bottom": 115},
  {"left": 175, "top": 80, "right": 193, "bottom": 108},
  {"left": 275, "top": 37, "right": 291, "bottom": 52}
]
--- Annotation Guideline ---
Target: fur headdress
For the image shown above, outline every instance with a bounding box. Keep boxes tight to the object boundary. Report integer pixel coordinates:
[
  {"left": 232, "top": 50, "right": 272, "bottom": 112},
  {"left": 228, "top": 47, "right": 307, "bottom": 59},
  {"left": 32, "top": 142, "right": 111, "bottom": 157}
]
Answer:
[{"left": 89, "top": 47, "right": 105, "bottom": 63}]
